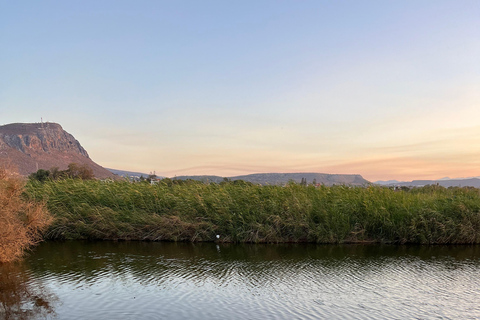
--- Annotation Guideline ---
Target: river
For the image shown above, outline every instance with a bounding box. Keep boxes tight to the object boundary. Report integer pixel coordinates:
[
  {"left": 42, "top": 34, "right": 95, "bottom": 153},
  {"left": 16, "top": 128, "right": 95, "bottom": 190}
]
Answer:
[{"left": 1, "top": 241, "right": 480, "bottom": 319}]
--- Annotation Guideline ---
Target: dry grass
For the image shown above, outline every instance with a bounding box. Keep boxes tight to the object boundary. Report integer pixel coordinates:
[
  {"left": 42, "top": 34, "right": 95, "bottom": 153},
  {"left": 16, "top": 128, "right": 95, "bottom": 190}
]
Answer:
[{"left": 0, "top": 164, "right": 52, "bottom": 263}]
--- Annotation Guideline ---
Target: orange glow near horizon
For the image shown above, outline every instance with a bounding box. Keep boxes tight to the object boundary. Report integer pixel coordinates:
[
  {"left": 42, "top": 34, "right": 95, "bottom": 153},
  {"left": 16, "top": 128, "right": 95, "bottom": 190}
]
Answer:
[
  {"left": 98, "top": 153, "right": 480, "bottom": 183},
  {"left": 2, "top": 2, "right": 478, "bottom": 182}
]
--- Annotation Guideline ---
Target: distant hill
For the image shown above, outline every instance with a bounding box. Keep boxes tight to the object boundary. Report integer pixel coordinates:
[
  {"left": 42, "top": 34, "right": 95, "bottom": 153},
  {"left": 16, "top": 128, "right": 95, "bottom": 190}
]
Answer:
[
  {"left": 0, "top": 122, "right": 114, "bottom": 178},
  {"left": 375, "top": 180, "right": 402, "bottom": 185},
  {"left": 375, "top": 178, "right": 480, "bottom": 188},
  {"left": 173, "top": 172, "right": 370, "bottom": 186},
  {"left": 173, "top": 175, "right": 225, "bottom": 183},
  {"left": 107, "top": 168, "right": 161, "bottom": 179}
]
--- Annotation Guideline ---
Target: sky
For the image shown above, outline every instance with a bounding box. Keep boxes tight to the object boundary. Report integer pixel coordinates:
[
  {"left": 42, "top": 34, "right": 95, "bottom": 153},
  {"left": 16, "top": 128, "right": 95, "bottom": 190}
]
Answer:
[{"left": 1, "top": 1, "right": 479, "bottom": 182}]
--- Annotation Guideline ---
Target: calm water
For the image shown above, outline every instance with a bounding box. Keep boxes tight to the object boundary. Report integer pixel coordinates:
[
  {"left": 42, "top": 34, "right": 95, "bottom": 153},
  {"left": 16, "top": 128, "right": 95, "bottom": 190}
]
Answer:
[{"left": 1, "top": 242, "right": 480, "bottom": 319}]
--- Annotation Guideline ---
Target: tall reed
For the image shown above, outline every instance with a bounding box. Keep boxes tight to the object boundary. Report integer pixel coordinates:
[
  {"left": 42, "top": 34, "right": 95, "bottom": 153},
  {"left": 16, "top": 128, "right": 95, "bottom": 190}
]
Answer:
[{"left": 25, "top": 179, "right": 480, "bottom": 244}]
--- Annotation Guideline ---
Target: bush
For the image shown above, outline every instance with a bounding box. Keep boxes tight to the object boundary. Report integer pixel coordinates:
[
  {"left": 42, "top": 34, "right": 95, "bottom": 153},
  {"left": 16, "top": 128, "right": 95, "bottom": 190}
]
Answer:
[
  {"left": 0, "top": 165, "right": 52, "bottom": 263},
  {"left": 29, "top": 163, "right": 95, "bottom": 182}
]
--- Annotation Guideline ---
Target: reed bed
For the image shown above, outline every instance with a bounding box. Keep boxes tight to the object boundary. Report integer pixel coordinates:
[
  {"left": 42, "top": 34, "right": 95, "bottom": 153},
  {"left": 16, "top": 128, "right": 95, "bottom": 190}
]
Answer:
[{"left": 25, "top": 179, "right": 480, "bottom": 244}]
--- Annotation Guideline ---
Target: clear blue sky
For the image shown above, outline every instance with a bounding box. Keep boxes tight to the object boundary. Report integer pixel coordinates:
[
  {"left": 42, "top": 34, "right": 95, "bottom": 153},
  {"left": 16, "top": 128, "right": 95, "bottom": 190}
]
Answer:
[{"left": 1, "top": 1, "right": 479, "bottom": 181}]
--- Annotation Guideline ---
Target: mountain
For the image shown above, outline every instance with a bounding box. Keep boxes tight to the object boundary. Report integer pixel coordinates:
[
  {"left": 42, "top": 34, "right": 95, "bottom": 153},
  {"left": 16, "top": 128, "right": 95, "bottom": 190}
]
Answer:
[
  {"left": 375, "top": 178, "right": 480, "bottom": 188},
  {"left": 174, "top": 172, "right": 370, "bottom": 186},
  {"left": 107, "top": 168, "right": 162, "bottom": 179},
  {"left": 0, "top": 122, "right": 114, "bottom": 178},
  {"left": 375, "top": 180, "right": 402, "bottom": 185},
  {"left": 173, "top": 175, "right": 225, "bottom": 183}
]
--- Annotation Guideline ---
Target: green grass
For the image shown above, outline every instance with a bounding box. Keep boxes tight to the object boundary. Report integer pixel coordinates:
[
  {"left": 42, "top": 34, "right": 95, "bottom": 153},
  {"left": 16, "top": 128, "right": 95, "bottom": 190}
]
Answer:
[{"left": 24, "top": 179, "right": 480, "bottom": 244}]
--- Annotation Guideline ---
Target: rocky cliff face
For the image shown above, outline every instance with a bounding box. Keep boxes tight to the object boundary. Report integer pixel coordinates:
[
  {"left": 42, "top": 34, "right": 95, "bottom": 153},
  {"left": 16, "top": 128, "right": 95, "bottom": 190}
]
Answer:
[
  {"left": 0, "top": 123, "right": 88, "bottom": 157},
  {"left": 0, "top": 122, "right": 114, "bottom": 178}
]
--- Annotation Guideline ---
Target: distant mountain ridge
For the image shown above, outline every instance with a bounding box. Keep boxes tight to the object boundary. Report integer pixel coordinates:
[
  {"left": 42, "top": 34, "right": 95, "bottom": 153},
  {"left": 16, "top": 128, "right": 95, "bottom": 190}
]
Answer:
[
  {"left": 173, "top": 172, "right": 370, "bottom": 186},
  {"left": 107, "top": 168, "right": 161, "bottom": 179},
  {"left": 375, "top": 178, "right": 480, "bottom": 188},
  {"left": 0, "top": 122, "right": 114, "bottom": 178}
]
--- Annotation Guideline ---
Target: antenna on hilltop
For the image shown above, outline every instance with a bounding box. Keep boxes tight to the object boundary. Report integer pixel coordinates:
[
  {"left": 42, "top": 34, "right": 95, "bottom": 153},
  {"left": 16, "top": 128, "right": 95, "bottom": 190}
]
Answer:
[{"left": 41, "top": 117, "right": 44, "bottom": 129}]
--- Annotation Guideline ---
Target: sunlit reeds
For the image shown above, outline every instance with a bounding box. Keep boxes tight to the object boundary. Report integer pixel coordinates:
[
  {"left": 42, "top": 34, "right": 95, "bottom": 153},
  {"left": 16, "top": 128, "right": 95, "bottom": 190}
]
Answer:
[{"left": 25, "top": 179, "right": 480, "bottom": 244}]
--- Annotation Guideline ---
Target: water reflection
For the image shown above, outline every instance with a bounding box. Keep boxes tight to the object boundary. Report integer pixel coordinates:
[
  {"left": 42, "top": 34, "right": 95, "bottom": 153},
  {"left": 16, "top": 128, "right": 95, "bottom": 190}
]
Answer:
[
  {"left": 27, "top": 241, "right": 480, "bottom": 285},
  {"left": 4, "top": 242, "right": 480, "bottom": 319},
  {"left": 0, "top": 262, "right": 57, "bottom": 320}
]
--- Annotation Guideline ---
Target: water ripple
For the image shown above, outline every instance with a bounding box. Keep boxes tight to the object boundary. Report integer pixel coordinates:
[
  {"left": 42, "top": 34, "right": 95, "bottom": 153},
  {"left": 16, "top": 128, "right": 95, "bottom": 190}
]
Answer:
[{"left": 6, "top": 242, "right": 480, "bottom": 319}]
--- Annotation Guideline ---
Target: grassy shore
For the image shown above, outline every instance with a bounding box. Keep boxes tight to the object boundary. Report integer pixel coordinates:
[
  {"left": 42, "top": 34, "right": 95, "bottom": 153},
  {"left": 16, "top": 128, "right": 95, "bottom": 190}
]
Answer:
[{"left": 25, "top": 179, "right": 480, "bottom": 244}]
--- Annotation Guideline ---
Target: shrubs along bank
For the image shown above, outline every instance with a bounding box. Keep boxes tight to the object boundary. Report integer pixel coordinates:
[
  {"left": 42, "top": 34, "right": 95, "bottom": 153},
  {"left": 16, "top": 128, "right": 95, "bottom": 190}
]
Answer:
[
  {"left": 0, "top": 166, "right": 52, "bottom": 263},
  {"left": 25, "top": 178, "right": 480, "bottom": 244},
  {"left": 29, "top": 163, "right": 94, "bottom": 182}
]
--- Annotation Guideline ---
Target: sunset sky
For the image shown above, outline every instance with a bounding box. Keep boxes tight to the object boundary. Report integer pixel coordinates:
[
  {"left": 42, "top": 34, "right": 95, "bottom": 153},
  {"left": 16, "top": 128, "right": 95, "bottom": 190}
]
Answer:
[{"left": 1, "top": 1, "right": 479, "bottom": 181}]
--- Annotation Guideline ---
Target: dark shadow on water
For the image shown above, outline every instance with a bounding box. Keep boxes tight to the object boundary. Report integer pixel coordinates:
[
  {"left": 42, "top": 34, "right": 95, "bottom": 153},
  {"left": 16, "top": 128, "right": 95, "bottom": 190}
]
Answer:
[
  {"left": 24, "top": 241, "right": 480, "bottom": 283},
  {"left": 0, "top": 261, "right": 57, "bottom": 320}
]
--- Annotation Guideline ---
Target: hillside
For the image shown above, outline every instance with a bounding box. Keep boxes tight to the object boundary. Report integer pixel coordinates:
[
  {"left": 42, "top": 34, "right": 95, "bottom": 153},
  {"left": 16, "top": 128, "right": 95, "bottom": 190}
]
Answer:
[
  {"left": 0, "top": 122, "right": 114, "bottom": 178},
  {"left": 376, "top": 178, "right": 480, "bottom": 188},
  {"left": 173, "top": 175, "right": 225, "bottom": 183},
  {"left": 174, "top": 172, "right": 370, "bottom": 186},
  {"left": 107, "top": 168, "right": 162, "bottom": 179}
]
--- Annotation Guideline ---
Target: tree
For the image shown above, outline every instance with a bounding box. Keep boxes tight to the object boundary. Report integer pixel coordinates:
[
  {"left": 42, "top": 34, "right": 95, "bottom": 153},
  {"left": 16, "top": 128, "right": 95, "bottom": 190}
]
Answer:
[
  {"left": 66, "top": 163, "right": 94, "bottom": 180},
  {"left": 29, "top": 163, "right": 95, "bottom": 181},
  {"left": 300, "top": 177, "right": 307, "bottom": 186},
  {"left": 50, "top": 167, "right": 61, "bottom": 180},
  {"left": 146, "top": 172, "right": 157, "bottom": 184},
  {"left": 28, "top": 169, "right": 51, "bottom": 182}
]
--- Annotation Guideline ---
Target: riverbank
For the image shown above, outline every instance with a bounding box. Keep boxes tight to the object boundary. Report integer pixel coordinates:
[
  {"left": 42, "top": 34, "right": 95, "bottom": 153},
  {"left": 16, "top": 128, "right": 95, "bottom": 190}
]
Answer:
[{"left": 24, "top": 179, "right": 480, "bottom": 244}]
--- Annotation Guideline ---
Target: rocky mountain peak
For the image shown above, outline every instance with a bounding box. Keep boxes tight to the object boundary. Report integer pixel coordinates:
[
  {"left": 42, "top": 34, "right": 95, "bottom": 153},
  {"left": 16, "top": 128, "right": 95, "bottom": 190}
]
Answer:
[
  {"left": 0, "top": 122, "right": 113, "bottom": 178},
  {"left": 0, "top": 122, "right": 89, "bottom": 158}
]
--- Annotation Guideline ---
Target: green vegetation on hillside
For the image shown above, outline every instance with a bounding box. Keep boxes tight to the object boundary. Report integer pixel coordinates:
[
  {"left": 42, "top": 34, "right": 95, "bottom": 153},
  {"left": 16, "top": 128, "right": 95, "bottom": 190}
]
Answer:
[{"left": 24, "top": 179, "right": 480, "bottom": 244}]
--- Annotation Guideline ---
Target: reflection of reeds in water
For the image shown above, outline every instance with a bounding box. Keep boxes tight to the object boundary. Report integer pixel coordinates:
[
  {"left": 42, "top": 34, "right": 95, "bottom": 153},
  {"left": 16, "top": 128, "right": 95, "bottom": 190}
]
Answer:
[
  {"left": 0, "top": 262, "right": 57, "bottom": 320},
  {"left": 0, "top": 164, "right": 52, "bottom": 263}
]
